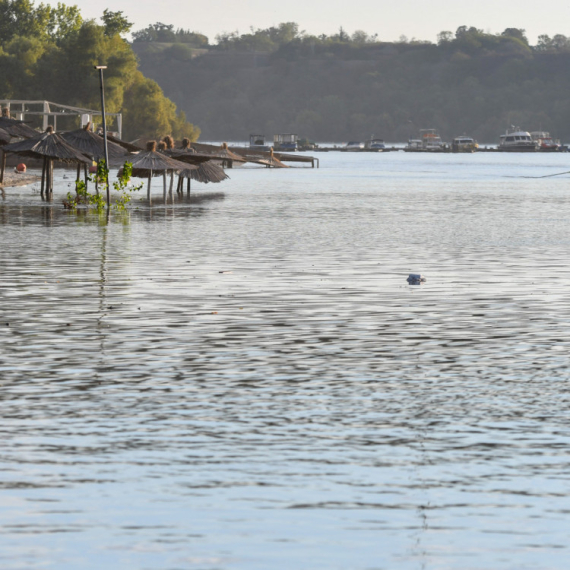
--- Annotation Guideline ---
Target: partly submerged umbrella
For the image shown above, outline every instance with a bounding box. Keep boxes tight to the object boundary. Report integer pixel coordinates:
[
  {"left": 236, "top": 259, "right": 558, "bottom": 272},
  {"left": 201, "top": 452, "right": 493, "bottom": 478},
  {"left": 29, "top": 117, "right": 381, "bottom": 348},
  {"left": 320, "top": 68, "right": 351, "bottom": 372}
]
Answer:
[
  {"left": 61, "top": 125, "right": 128, "bottom": 163},
  {"left": 175, "top": 161, "right": 229, "bottom": 194},
  {"left": 127, "top": 141, "right": 192, "bottom": 201},
  {"left": 103, "top": 133, "right": 143, "bottom": 153},
  {"left": 1, "top": 127, "right": 90, "bottom": 194},
  {"left": 129, "top": 141, "right": 190, "bottom": 173},
  {"left": 170, "top": 138, "right": 246, "bottom": 167},
  {"left": 0, "top": 128, "right": 12, "bottom": 146},
  {"left": 179, "top": 161, "right": 228, "bottom": 184},
  {"left": 3, "top": 129, "right": 92, "bottom": 162},
  {"left": 0, "top": 114, "right": 38, "bottom": 139}
]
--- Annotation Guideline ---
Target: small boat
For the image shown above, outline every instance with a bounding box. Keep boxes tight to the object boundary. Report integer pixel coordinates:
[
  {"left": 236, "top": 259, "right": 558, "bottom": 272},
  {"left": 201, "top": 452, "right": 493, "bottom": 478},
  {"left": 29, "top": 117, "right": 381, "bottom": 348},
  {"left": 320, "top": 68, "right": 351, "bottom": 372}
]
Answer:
[
  {"left": 249, "top": 134, "right": 272, "bottom": 152},
  {"left": 498, "top": 127, "right": 537, "bottom": 152},
  {"left": 404, "top": 139, "right": 422, "bottom": 151},
  {"left": 452, "top": 136, "right": 478, "bottom": 153},
  {"left": 404, "top": 130, "right": 448, "bottom": 152},
  {"left": 345, "top": 141, "right": 365, "bottom": 151},
  {"left": 420, "top": 129, "right": 445, "bottom": 151},
  {"left": 365, "top": 138, "right": 386, "bottom": 151},
  {"left": 530, "top": 131, "right": 561, "bottom": 152},
  {"left": 273, "top": 133, "right": 298, "bottom": 152}
]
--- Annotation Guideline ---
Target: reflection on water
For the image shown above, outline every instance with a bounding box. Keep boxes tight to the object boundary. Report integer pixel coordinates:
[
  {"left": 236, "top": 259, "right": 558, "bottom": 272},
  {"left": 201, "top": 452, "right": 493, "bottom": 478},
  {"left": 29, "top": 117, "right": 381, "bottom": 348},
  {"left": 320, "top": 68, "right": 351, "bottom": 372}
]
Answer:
[{"left": 1, "top": 154, "right": 570, "bottom": 570}]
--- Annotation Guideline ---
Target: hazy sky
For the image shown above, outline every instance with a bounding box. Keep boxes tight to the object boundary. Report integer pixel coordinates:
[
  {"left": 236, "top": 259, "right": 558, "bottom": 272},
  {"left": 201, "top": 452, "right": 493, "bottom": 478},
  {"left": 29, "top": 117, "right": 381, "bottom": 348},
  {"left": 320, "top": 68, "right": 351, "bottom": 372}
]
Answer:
[{"left": 61, "top": 0, "right": 569, "bottom": 43}]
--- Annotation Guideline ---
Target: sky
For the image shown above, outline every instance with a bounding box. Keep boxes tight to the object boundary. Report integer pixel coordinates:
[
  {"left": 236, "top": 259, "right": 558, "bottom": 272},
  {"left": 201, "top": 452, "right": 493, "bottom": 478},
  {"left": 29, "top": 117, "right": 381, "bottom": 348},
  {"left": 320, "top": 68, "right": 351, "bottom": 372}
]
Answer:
[{"left": 59, "top": 0, "right": 570, "bottom": 44}]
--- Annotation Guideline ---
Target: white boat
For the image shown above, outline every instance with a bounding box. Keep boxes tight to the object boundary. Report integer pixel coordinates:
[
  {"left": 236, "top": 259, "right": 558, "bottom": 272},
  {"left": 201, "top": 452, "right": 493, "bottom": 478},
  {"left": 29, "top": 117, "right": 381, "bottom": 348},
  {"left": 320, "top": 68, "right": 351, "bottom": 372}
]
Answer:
[
  {"left": 404, "top": 129, "right": 446, "bottom": 151},
  {"left": 345, "top": 141, "right": 365, "bottom": 151},
  {"left": 365, "top": 138, "right": 386, "bottom": 151},
  {"left": 404, "top": 139, "right": 423, "bottom": 151},
  {"left": 498, "top": 128, "right": 537, "bottom": 152},
  {"left": 530, "top": 131, "right": 561, "bottom": 152},
  {"left": 249, "top": 134, "right": 272, "bottom": 152},
  {"left": 420, "top": 129, "right": 445, "bottom": 151}
]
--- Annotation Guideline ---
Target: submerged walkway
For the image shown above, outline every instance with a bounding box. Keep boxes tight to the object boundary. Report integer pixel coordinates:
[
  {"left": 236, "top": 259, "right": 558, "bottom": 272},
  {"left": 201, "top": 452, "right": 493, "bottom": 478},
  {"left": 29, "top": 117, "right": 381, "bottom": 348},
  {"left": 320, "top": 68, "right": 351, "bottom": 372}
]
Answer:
[{"left": 0, "top": 172, "right": 40, "bottom": 188}]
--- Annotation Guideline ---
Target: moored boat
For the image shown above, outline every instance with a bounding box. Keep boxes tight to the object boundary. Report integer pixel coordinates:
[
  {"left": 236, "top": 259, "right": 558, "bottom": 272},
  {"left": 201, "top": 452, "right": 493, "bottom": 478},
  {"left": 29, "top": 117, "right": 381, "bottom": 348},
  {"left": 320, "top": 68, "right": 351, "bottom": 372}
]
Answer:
[
  {"left": 452, "top": 136, "right": 478, "bottom": 153},
  {"left": 530, "top": 131, "right": 561, "bottom": 152},
  {"left": 273, "top": 133, "right": 298, "bottom": 152},
  {"left": 345, "top": 141, "right": 365, "bottom": 151},
  {"left": 420, "top": 129, "right": 446, "bottom": 151},
  {"left": 498, "top": 128, "right": 537, "bottom": 152},
  {"left": 403, "top": 138, "right": 423, "bottom": 151},
  {"left": 365, "top": 138, "right": 386, "bottom": 151},
  {"left": 404, "top": 129, "right": 448, "bottom": 152},
  {"left": 249, "top": 134, "right": 272, "bottom": 152}
]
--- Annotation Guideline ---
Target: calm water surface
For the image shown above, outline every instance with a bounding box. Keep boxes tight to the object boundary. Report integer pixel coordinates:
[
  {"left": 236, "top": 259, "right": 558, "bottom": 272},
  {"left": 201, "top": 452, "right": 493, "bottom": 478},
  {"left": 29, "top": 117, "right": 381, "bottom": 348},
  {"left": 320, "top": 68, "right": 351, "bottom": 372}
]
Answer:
[{"left": 1, "top": 152, "right": 570, "bottom": 569}]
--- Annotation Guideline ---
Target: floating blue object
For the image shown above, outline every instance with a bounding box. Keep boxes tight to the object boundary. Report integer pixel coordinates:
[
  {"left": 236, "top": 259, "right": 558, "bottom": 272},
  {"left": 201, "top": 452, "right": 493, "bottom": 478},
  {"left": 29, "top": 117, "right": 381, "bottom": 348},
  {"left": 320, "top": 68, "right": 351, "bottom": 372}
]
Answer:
[{"left": 407, "top": 273, "right": 426, "bottom": 285}]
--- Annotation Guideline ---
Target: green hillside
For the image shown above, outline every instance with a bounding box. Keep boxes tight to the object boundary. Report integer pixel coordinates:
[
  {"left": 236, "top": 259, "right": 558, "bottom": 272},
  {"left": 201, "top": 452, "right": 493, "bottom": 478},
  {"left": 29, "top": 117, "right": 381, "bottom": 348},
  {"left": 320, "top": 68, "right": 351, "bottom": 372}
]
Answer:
[{"left": 133, "top": 24, "right": 570, "bottom": 143}]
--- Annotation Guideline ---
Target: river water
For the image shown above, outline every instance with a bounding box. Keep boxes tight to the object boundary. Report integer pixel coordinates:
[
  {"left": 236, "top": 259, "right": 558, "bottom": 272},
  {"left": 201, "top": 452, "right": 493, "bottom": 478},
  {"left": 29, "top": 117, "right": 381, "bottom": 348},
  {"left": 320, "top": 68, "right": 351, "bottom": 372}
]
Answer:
[{"left": 1, "top": 151, "right": 570, "bottom": 569}]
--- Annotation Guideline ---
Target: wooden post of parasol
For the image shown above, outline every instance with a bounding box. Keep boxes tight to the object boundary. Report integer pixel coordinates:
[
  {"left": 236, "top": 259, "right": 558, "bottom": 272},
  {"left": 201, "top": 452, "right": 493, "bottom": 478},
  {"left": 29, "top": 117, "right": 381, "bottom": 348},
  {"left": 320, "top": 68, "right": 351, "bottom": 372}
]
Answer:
[
  {"left": 0, "top": 149, "right": 5, "bottom": 184},
  {"left": 40, "top": 156, "right": 46, "bottom": 196}
]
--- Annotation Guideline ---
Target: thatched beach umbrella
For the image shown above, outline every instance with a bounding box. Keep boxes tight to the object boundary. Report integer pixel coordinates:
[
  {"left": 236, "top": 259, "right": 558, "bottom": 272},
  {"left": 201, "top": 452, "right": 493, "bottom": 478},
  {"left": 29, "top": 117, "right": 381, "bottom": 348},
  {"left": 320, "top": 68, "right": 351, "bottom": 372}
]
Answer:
[
  {"left": 61, "top": 123, "right": 129, "bottom": 190},
  {"left": 127, "top": 140, "right": 191, "bottom": 201},
  {"left": 169, "top": 148, "right": 231, "bottom": 193},
  {"left": 0, "top": 108, "right": 38, "bottom": 139},
  {"left": 177, "top": 162, "right": 229, "bottom": 195},
  {"left": 248, "top": 147, "right": 289, "bottom": 168},
  {"left": 61, "top": 124, "right": 128, "bottom": 163},
  {"left": 102, "top": 133, "right": 143, "bottom": 153},
  {"left": 176, "top": 138, "right": 246, "bottom": 168},
  {"left": 1, "top": 126, "right": 91, "bottom": 195},
  {"left": 0, "top": 128, "right": 12, "bottom": 146}
]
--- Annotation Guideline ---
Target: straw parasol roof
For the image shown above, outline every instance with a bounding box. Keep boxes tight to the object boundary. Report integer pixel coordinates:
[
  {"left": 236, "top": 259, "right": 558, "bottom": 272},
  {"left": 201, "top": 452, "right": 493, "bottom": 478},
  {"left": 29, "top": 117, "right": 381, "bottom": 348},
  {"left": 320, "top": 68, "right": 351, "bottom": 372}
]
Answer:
[
  {"left": 0, "top": 109, "right": 39, "bottom": 139},
  {"left": 246, "top": 148, "right": 289, "bottom": 168},
  {"left": 173, "top": 138, "right": 247, "bottom": 164},
  {"left": 127, "top": 140, "right": 191, "bottom": 177},
  {"left": 103, "top": 133, "right": 144, "bottom": 153},
  {"left": 61, "top": 125, "right": 129, "bottom": 163},
  {"left": 0, "top": 128, "right": 12, "bottom": 146},
  {"left": 178, "top": 161, "right": 229, "bottom": 184},
  {"left": 2, "top": 128, "right": 91, "bottom": 163}
]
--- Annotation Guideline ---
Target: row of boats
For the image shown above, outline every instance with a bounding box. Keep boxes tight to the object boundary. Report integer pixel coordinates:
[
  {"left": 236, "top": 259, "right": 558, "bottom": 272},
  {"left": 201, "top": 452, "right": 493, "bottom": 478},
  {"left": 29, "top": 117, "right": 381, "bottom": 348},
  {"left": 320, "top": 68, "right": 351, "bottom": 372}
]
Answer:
[
  {"left": 407, "top": 128, "right": 563, "bottom": 152},
  {"left": 345, "top": 128, "right": 564, "bottom": 152}
]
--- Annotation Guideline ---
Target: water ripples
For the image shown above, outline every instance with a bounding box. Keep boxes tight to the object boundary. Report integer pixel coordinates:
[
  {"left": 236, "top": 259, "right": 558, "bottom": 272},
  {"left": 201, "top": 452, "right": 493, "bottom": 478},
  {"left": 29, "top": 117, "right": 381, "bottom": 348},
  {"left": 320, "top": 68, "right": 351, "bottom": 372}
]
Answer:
[{"left": 1, "top": 153, "right": 570, "bottom": 569}]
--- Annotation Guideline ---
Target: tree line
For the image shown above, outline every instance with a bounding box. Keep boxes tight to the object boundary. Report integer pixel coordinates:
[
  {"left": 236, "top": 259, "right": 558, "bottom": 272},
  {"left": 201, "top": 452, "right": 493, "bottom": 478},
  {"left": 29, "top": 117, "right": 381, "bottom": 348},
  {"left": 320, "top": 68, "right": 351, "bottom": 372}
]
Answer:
[
  {"left": 133, "top": 22, "right": 570, "bottom": 142},
  {"left": 0, "top": 0, "right": 200, "bottom": 141}
]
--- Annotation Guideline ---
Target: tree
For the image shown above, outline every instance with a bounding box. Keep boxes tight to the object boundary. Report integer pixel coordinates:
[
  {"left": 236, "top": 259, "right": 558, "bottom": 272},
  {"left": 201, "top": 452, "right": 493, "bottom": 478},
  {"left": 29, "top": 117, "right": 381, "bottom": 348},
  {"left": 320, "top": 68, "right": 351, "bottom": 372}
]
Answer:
[
  {"left": 501, "top": 28, "right": 528, "bottom": 45},
  {"left": 0, "top": 0, "right": 50, "bottom": 42},
  {"left": 0, "top": 1, "right": 200, "bottom": 139},
  {"left": 122, "top": 71, "right": 199, "bottom": 140},
  {"left": 101, "top": 9, "right": 132, "bottom": 38},
  {"left": 132, "top": 22, "right": 175, "bottom": 43}
]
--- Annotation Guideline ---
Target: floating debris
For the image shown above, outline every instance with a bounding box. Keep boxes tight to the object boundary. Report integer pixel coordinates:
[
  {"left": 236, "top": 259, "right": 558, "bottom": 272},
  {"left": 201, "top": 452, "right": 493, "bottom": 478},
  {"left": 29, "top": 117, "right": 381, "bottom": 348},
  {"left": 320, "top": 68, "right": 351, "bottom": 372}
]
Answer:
[{"left": 407, "top": 274, "right": 426, "bottom": 285}]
